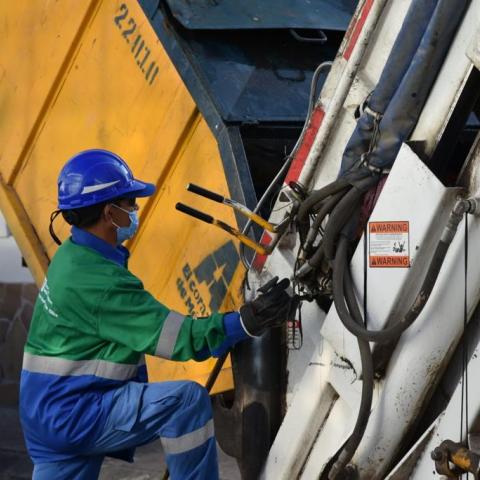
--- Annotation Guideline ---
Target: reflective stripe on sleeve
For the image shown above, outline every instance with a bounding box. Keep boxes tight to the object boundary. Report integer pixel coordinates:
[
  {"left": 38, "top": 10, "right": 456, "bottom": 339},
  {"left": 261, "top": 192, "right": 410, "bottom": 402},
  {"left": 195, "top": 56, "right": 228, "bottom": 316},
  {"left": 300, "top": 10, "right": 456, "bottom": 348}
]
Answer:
[
  {"left": 22, "top": 352, "right": 138, "bottom": 381},
  {"left": 155, "top": 311, "right": 185, "bottom": 359},
  {"left": 160, "top": 419, "right": 215, "bottom": 455}
]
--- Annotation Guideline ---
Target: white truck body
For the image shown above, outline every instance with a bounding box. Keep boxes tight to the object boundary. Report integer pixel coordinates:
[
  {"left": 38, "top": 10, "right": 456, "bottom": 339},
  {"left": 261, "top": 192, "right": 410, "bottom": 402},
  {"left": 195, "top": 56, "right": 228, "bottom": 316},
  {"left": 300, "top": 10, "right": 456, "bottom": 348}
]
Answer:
[{"left": 253, "top": 0, "right": 480, "bottom": 477}]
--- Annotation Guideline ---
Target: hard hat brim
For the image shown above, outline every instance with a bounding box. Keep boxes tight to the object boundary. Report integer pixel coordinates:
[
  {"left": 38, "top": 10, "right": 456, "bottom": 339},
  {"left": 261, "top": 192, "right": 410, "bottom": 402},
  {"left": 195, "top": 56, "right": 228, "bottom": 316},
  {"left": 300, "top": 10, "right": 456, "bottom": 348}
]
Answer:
[{"left": 127, "top": 180, "right": 156, "bottom": 198}]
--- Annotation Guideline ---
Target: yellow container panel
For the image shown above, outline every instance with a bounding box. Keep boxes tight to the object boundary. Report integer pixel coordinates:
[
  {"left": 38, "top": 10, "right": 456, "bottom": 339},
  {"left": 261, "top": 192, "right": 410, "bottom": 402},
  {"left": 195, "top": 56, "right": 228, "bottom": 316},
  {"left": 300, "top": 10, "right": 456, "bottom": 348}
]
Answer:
[
  {"left": 0, "top": 0, "right": 97, "bottom": 182},
  {"left": 13, "top": 0, "right": 198, "bottom": 257},
  {"left": 130, "top": 117, "right": 244, "bottom": 394},
  {"left": 1, "top": 0, "right": 245, "bottom": 392}
]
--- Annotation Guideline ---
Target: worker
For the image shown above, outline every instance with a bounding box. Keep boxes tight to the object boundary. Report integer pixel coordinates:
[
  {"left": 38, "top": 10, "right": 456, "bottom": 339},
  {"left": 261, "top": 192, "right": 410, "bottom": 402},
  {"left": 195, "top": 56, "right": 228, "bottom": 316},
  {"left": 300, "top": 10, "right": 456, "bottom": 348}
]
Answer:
[{"left": 19, "top": 149, "right": 294, "bottom": 480}]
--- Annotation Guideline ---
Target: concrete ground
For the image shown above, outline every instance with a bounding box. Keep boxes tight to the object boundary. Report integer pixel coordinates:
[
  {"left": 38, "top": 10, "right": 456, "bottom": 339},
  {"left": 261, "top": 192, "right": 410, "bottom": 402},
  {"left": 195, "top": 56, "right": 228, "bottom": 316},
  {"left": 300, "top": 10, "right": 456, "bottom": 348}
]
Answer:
[{"left": 0, "top": 406, "right": 241, "bottom": 480}]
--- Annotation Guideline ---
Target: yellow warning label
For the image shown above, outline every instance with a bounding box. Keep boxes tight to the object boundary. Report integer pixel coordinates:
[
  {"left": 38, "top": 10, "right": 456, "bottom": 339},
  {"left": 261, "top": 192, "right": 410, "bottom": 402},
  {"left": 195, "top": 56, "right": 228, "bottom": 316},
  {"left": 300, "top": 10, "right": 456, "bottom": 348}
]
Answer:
[{"left": 369, "top": 221, "right": 410, "bottom": 268}]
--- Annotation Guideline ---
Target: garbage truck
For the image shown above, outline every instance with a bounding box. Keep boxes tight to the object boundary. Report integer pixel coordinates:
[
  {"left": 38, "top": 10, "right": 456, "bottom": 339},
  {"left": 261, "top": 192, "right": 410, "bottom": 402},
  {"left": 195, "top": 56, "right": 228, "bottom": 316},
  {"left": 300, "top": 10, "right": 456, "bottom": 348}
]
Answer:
[{"left": 5, "top": 0, "right": 480, "bottom": 478}]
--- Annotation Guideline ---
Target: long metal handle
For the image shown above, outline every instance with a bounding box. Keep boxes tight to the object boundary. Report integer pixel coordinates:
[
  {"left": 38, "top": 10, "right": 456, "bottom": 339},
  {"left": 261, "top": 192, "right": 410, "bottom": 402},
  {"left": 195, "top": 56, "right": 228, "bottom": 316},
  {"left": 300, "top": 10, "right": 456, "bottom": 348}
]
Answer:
[
  {"left": 186, "top": 183, "right": 276, "bottom": 233},
  {"left": 176, "top": 202, "right": 272, "bottom": 255},
  {"left": 187, "top": 183, "right": 224, "bottom": 203},
  {"left": 175, "top": 203, "right": 213, "bottom": 224}
]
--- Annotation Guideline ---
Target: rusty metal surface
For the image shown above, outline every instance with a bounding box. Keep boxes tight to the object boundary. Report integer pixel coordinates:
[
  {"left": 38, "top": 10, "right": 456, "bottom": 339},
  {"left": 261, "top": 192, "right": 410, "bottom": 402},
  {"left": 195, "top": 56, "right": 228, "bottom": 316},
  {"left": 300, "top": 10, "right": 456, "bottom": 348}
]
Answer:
[{"left": 432, "top": 439, "right": 480, "bottom": 479}]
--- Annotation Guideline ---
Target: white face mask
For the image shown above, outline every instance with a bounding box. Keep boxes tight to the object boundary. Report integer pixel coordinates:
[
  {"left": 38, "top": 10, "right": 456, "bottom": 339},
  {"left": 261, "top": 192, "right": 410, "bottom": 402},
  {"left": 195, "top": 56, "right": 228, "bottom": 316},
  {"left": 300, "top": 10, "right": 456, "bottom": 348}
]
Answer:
[{"left": 111, "top": 204, "right": 139, "bottom": 244}]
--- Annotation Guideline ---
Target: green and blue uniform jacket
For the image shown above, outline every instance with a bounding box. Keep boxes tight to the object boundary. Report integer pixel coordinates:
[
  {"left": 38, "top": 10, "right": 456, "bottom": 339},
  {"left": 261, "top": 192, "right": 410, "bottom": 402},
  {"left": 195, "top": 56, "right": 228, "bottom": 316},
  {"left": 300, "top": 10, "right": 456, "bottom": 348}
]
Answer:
[{"left": 20, "top": 227, "right": 246, "bottom": 463}]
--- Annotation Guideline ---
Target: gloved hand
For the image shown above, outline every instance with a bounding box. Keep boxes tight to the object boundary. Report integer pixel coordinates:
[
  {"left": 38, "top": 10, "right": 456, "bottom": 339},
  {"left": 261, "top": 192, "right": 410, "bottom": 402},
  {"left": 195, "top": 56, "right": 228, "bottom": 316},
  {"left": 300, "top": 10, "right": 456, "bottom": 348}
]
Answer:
[{"left": 239, "top": 277, "right": 298, "bottom": 337}]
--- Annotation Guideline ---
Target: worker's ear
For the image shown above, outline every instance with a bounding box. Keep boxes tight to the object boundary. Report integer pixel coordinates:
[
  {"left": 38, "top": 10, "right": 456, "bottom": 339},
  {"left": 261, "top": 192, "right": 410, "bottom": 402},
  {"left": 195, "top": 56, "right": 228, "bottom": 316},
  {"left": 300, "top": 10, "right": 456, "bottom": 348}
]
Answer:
[{"left": 103, "top": 203, "right": 115, "bottom": 223}]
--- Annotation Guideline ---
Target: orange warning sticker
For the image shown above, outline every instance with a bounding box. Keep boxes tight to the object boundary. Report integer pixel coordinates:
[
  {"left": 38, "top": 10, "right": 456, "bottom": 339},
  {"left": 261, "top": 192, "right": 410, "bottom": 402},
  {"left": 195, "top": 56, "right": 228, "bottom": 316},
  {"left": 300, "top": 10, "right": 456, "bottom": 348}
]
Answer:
[{"left": 369, "top": 221, "right": 410, "bottom": 268}]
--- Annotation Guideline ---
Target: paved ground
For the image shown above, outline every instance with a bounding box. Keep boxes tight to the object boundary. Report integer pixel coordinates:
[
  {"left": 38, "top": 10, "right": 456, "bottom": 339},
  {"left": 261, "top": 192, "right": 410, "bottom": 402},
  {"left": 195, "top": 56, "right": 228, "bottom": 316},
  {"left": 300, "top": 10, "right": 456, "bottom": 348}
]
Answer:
[{"left": 0, "top": 406, "right": 240, "bottom": 480}]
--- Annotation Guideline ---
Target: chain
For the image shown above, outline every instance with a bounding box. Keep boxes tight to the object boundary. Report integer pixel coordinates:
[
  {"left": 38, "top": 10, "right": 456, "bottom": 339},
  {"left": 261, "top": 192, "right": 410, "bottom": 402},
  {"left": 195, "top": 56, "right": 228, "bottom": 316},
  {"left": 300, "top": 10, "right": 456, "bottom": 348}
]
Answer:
[{"left": 358, "top": 101, "right": 390, "bottom": 175}]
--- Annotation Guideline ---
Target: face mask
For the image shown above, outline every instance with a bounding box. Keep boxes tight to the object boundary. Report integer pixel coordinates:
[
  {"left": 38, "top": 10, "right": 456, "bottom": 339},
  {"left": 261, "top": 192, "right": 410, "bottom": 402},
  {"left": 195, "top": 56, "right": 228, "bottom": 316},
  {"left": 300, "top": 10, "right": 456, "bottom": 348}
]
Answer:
[{"left": 111, "top": 204, "right": 139, "bottom": 245}]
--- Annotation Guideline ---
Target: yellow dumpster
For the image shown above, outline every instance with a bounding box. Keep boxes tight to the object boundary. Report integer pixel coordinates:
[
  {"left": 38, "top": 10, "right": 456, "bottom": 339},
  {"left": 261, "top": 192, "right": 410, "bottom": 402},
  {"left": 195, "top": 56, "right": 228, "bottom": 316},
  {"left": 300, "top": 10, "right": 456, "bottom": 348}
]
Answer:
[{"left": 0, "top": 0, "right": 247, "bottom": 393}]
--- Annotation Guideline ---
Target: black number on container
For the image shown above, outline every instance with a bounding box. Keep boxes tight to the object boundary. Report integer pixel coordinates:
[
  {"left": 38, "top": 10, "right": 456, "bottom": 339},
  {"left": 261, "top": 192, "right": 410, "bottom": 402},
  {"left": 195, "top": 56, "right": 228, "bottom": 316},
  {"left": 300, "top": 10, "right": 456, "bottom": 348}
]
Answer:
[
  {"left": 114, "top": 3, "right": 128, "bottom": 28},
  {"left": 113, "top": 7, "right": 159, "bottom": 86},
  {"left": 149, "top": 65, "right": 159, "bottom": 85},
  {"left": 131, "top": 34, "right": 141, "bottom": 52},
  {"left": 134, "top": 40, "right": 145, "bottom": 59},
  {"left": 138, "top": 47, "right": 150, "bottom": 70},
  {"left": 145, "top": 62, "right": 155, "bottom": 79},
  {"left": 122, "top": 18, "right": 136, "bottom": 42}
]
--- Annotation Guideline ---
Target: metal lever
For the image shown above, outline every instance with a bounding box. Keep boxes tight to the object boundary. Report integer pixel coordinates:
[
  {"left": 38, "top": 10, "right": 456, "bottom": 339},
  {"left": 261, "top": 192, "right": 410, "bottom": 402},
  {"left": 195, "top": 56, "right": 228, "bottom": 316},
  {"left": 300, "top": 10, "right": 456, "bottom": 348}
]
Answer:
[
  {"left": 175, "top": 203, "right": 214, "bottom": 224},
  {"left": 186, "top": 183, "right": 277, "bottom": 233},
  {"left": 175, "top": 203, "right": 273, "bottom": 256}
]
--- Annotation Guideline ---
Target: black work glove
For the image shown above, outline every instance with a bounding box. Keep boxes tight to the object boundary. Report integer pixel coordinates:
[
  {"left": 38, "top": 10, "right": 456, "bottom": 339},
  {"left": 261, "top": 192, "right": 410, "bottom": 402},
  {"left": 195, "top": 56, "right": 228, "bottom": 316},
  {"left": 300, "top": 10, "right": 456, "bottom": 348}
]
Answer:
[{"left": 239, "top": 277, "right": 298, "bottom": 337}]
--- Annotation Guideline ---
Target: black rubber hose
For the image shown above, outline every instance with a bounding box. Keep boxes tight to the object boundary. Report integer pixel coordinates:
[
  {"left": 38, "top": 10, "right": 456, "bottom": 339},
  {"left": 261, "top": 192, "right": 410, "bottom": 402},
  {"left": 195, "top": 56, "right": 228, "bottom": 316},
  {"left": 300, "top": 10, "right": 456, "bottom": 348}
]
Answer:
[
  {"left": 322, "top": 188, "right": 364, "bottom": 261},
  {"left": 303, "top": 190, "right": 349, "bottom": 260},
  {"left": 297, "top": 178, "right": 352, "bottom": 225},
  {"left": 322, "top": 176, "right": 378, "bottom": 261},
  {"left": 332, "top": 220, "right": 458, "bottom": 343},
  {"left": 297, "top": 183, "right": 351, "bottom": 247},
  {"left": 297, "top": 172, "right": 371, "bottom": 249},
  {"left": 328, "top": 245, "right": 374, "bottom": 479},
  {"left": 310, "top": 185, "right": 351, "bottom": 214}
]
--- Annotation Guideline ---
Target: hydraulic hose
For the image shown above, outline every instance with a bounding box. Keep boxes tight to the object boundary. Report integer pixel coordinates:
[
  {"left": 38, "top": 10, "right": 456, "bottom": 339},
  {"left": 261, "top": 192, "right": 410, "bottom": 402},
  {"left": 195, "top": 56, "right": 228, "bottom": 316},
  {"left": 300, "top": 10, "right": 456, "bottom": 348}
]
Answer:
[
  {"left": 303, "top": 190, "right": 349, "bottom": 257},
  {"left": 297, "top": 179, "right": 352, "bottom": 248},
  {"left": 322, "top": 176, "right": 378, "bottom": 261},
  {"left": 328, "top": 258, "right": 374, "bottom": 480},
  {"left": 296, "top": 189, "right": 354, "bottom": 278},
  {"left": 299, "top": 200, "right": 340, "bottom": 274},
  {"left": 339, "top": 0, "right": 468, "bottom": 175},
  {"left": 332, "top": 199, "right": 472, "bottom": 344},
  {"left": 296, "top": 176, "right": 376, "bottom": 278},
  {"left": 339, "top": 0, "right": 438, "bottom": 175},
  {"left": 297, "top": 178, "right": 352, "bottom": 225},
  {"left": 367, "top": 0, "right": 469, "bottom": 172},
  {"left": 310, "top": 185, "right": 351, "bottom": 216},
  {"left": 297, "top": 171, "right": 372, "bottom": 251}
]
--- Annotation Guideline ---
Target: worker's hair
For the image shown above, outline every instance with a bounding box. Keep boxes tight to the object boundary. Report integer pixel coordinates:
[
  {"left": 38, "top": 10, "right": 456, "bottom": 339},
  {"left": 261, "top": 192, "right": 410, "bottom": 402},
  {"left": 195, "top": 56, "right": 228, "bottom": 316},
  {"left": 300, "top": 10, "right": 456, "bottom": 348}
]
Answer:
[
  {"left": 49, "top": 197, "right": 128, "bottom": 246},
  {"left": 62, "top": 196, "right": 131, "bottom": 228},
  {"left": 61, "top": 202, "right": 108, "bottom": 228}
]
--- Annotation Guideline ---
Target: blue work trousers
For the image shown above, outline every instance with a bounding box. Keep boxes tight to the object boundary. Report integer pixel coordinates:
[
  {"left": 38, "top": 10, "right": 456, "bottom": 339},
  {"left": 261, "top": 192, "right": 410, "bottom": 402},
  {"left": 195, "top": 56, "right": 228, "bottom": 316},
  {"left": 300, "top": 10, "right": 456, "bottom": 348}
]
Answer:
[{"left": 32, "top": 381, "right": 219, "bottom": 480}]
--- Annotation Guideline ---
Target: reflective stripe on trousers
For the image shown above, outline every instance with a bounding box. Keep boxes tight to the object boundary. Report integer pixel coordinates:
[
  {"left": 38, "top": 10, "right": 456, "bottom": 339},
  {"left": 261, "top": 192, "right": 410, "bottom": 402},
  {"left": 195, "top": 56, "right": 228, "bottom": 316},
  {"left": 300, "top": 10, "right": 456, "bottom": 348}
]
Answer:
[{"left": 161, "top": 418, "right": 215, "bottom": 455}]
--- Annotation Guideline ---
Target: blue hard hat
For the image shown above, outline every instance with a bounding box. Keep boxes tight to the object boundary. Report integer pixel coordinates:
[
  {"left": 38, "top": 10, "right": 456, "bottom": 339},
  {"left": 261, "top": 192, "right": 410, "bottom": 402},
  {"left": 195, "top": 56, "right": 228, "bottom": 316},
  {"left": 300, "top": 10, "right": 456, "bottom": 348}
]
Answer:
[{"left": 58, "top": 149, "right": 155, "bottom": 209}]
